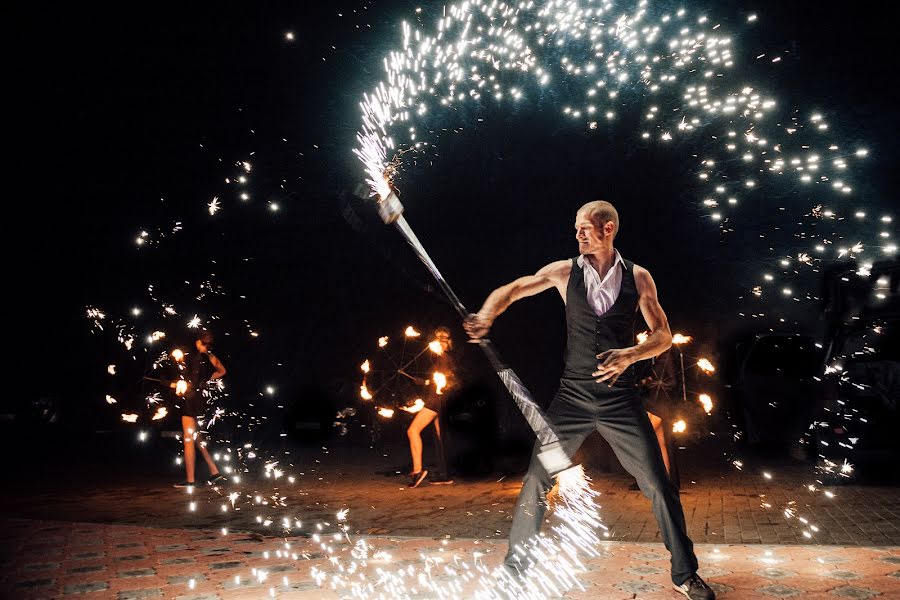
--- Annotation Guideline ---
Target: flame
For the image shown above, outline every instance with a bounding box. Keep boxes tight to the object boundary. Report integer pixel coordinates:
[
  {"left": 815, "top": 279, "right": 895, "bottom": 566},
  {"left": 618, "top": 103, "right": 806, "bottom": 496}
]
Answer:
[
  {"left": 105, "top": 395, "right": 117, "bottom": 404},
  {"left": 377, "top": 407, "right": 395, "bottom": 418},
  {"left": 697, "top": 358, "right": 716, "bottom": 373},
  {"left": 171, "top": 348, "right": 185, "bottom": 362},
  {"left": 359, "top": 382, "right": 373, "bottom": 401},
  {"left": 636, "top": 331, "right": 649, "bottom": 344},
  {"left": 361, "top": 360, "right": 370, "bottom": 373},
  {"left": 672, "top": 419, "right": 687, "bottom": 433},
  {"left": 672, "top": 333, "right": 693, "bottom": 345},
  {"left": 699, "top": 393, "right": 714, "bottom": 414},
  {"left": 428, "top": 340, "right": 444, "bottom": 355},
  {"left": 401, "top": 399, "right": 425, "bottom": 414},
  {"left": 404, "top": 326, "right": 420, "bottom": 337},
  {"left": 175, "top": 380, "right": 188, "bottom": 396},
  {"left": 152, "top": 406, "right": 168, "bottom": 421},
  {"left": 122, "top": 413, "right": 138, "bottom": 423},
  {"left": 378, "top": 336, "right": 389, "bottom": 347},
  {"left": 433, "top": 372, "right": 447, "bottom": 395}
]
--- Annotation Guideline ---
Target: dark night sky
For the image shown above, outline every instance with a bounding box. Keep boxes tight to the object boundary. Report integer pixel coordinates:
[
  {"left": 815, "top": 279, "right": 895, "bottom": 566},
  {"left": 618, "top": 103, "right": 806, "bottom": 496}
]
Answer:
[{"left": 10, "top": 1, "right": 898, "bottom": 425}]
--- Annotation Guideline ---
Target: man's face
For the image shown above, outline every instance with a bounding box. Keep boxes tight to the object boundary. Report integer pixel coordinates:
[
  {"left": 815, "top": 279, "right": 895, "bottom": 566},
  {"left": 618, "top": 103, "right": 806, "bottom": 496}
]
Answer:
[
  {"left": 195, "top": 339, "right": 208, "bottom": 353},
  {"left": 574, "top": 211, "right": 611, "bottom": 254}
]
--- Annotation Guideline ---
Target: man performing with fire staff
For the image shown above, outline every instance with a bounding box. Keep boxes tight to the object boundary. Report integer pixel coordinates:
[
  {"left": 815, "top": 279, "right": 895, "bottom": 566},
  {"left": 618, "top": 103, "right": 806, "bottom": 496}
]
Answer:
[{"left": 464, "top": 201, "right": 714, "bottom": 600}]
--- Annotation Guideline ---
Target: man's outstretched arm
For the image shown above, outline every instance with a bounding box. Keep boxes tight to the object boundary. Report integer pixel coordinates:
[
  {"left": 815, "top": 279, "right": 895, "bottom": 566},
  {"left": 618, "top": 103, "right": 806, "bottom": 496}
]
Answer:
[
  {"left": 593, "top": 265, "right": 673, "bottom": 384},
  {"left": 464, "top": 260, "right": 570, "bottom": 339}
]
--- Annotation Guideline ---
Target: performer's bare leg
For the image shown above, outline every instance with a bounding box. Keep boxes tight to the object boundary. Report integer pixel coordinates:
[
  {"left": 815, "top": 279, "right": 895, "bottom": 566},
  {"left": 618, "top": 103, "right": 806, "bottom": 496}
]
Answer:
[
  {"left": 407, "top": 408, "right": 437, "bottom": 474},
  {"left": 182, "top": 416, "right": 220, "bottom": 484},
  {"left": 198, "top": 439, "right": 220, "bottom": 476},
  {"left": 181, "top": 416, "right": 198, "bottom": 484},
  {"left": 648, "top": 412, "right": 670, "bottom": 475}
]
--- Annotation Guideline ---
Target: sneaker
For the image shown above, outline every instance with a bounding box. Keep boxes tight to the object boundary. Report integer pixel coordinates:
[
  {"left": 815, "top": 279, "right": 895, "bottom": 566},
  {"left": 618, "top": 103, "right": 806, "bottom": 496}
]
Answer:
[
  {"left": 429, "top": 476, "right": 454, "bottom": 485},
  {"left": 409, "top": 470, "right": 428, "bottom": 488},
  {"left": 207, "top": 474, "right": 227, "bottom": 486},
  {"left": 674, "top": 573, "right": 715, "bottom": 600},
  {"left": 173, "top": 481, "right": 195, "bottom": 488}
]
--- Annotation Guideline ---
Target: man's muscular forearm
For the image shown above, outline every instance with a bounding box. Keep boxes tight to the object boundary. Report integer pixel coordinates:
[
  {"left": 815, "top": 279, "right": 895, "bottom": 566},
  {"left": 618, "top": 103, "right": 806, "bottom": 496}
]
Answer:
[
  {"left": 477, "top": 284, "right": 516, "bottom": 320},
  {"left": 625, "top": 326, "right": 673, "bottom": 363}
]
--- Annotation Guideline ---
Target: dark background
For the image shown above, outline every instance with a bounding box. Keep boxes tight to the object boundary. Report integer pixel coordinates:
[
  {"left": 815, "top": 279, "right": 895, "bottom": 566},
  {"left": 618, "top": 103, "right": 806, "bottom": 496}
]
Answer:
[{"left": 9, "top": 1, "right": 898, "bottom": 441}]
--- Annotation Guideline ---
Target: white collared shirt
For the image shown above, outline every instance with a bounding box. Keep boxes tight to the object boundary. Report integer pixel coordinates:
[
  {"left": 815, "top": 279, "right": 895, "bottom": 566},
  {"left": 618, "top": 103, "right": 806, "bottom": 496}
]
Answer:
[{"left": 576, "top": 250, "right": 625, "bottom": 317}]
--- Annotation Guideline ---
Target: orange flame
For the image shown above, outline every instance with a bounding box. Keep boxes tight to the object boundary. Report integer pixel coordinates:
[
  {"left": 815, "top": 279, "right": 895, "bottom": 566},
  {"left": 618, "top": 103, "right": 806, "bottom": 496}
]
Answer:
[
  {"left": 697, "top": 358, "right": 716, "bottom": 374},
  {"left": 175, "top": 380, "right": 188, "bottom": 396},
  {"left": 401, "top": 399, "right": 425, "bottom": 414},
  {"left": 672, "top": 419, "right": 687, "bottom": 433},
  {"left": 672, "top": 333, "right": 693, "bottom": 345},
  {"left": 433, "top": 372, "right": 447, "bottom": 395},
  {"left": 360, "top": 382, "right": 373, "bottom": 401},
  {"left": 404, "top": 326, "right": 420, "bottom": 338},
  {"left": 428, "top": 340, "right": 444, "bottom": 355},
  {"left": 377, "top": 407, "right": 395, "bottom": 418},
  {"left": 698, "top": 394, "right": 714, "bottom": 414},
  {"left": 171, "top": 348, "right": 184, "bottom": 362},
  {"left": 361, "top": 360, "right": 370, "bottom": 373}
]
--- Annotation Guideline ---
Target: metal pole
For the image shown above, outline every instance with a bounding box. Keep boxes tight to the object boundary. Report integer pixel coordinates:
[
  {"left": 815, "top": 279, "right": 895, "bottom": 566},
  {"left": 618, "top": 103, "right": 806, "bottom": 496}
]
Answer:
[{"left": 378, "top": 191, "right": 571, "bottom": 475}]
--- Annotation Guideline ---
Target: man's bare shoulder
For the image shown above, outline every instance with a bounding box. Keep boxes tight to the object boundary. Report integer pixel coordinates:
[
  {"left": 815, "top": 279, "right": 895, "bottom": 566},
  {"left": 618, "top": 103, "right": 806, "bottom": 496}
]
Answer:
[
  {"left": 631, "top": 263, "right": 658, "bottom": 293},
  {"left": 536, "top": 259, "right": 573, "bottom": 282}
]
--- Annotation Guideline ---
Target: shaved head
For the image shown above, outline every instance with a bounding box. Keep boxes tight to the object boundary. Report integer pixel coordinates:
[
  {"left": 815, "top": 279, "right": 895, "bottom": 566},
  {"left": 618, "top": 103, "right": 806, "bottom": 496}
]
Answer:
[{"left": 577, "top": 200, "right": 619, "bottom": 237}]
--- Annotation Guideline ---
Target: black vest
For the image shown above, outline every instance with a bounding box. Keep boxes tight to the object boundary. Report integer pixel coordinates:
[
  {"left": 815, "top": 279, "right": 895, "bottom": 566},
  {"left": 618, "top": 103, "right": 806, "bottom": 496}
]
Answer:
[{"left": 563, "top": 256, "right": 639, "bottom": 387}]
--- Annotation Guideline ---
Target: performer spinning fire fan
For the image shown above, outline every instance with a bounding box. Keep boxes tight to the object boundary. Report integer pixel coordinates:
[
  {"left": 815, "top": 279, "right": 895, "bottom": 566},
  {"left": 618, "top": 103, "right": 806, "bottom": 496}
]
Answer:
[
  {"left": 172, "top": 331, "right": 227, "bottom": 489},
  {"left": 406, "top": 326, "right": 455, "bottom": 487}
]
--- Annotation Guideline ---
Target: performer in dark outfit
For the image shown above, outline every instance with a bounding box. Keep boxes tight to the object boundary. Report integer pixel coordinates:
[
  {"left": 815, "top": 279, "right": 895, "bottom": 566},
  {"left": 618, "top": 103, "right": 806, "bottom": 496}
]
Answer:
[
  {"left": 465, "top": 201, "right": 714, "bottom": 599},
  {"left": 406, "top": 326, "right": 455, "bottom": 487},
  {"left": 172, "top": 331, "right": 227, "bottom": 488}
]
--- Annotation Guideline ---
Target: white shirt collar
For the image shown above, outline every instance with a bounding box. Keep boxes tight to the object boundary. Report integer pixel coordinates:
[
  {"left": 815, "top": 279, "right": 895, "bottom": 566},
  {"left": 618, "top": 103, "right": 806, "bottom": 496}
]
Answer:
[{"left": 577, "top": 249, "right": 624, "bottom": 278}]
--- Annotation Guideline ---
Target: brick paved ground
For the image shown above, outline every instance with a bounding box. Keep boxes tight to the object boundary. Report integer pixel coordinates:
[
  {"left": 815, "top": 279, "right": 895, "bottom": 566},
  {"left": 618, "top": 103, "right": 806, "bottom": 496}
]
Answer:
[
  {"left": 4, "top": 431, "right": 900, "bottom": 598},
  {"left": 2, "top": 518, "right": 898, "bottom": 599},
  {"left": 5, "top": 442, "right": 900, "bottom": 547}
]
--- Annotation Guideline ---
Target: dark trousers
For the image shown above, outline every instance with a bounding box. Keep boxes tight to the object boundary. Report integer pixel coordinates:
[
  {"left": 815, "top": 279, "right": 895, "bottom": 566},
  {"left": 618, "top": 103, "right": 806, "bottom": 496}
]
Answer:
[{"left": 505, "top": 378, "right": 698, "bottom": 585}]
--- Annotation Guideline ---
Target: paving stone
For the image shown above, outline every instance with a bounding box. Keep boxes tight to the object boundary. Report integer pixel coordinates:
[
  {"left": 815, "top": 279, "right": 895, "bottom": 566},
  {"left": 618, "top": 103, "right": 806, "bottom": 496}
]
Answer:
[
  {"left": 166, "top": 573, "right": 207, "bottom": 585},
  {"left": 829, "top": 586, "right": 883, "bottom": 598},
  {"left": 117, "top": 568, "right": 156, "bottom": 578},
  {"left": 117, "top": 589, "right": 163, "bottom": 599},
  {"left": 615, "top": 580, "right": 664, "bottom": 593},
  {"left": 755, "top": 567, "right": 798, "bottom": 579},
  {"left": 757, "top": 583, "right": 805, "bottom": 597},
  {"left": 624, "top": 564, "right": 665, "bottom": 575},
  {"left": 63, "top": 581, "right": 109, "bottom": 594},
  {"left": 117, "top": 554, "right": 150, "bottom": 562},
  {"left": 161, "top": 557, "right": 196, "bottom": 565},
  {"left": 828, "top": 570, "right": 862, "bottom": 580},
  {"left": 208, "top": 560, "right": 244, "bottom": 570},
  {"left": 68, "top": 564, "right": 107, "bottom": 574},
  {"left": 221, "top": 577, "right": 261, "bottom": 590}
]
